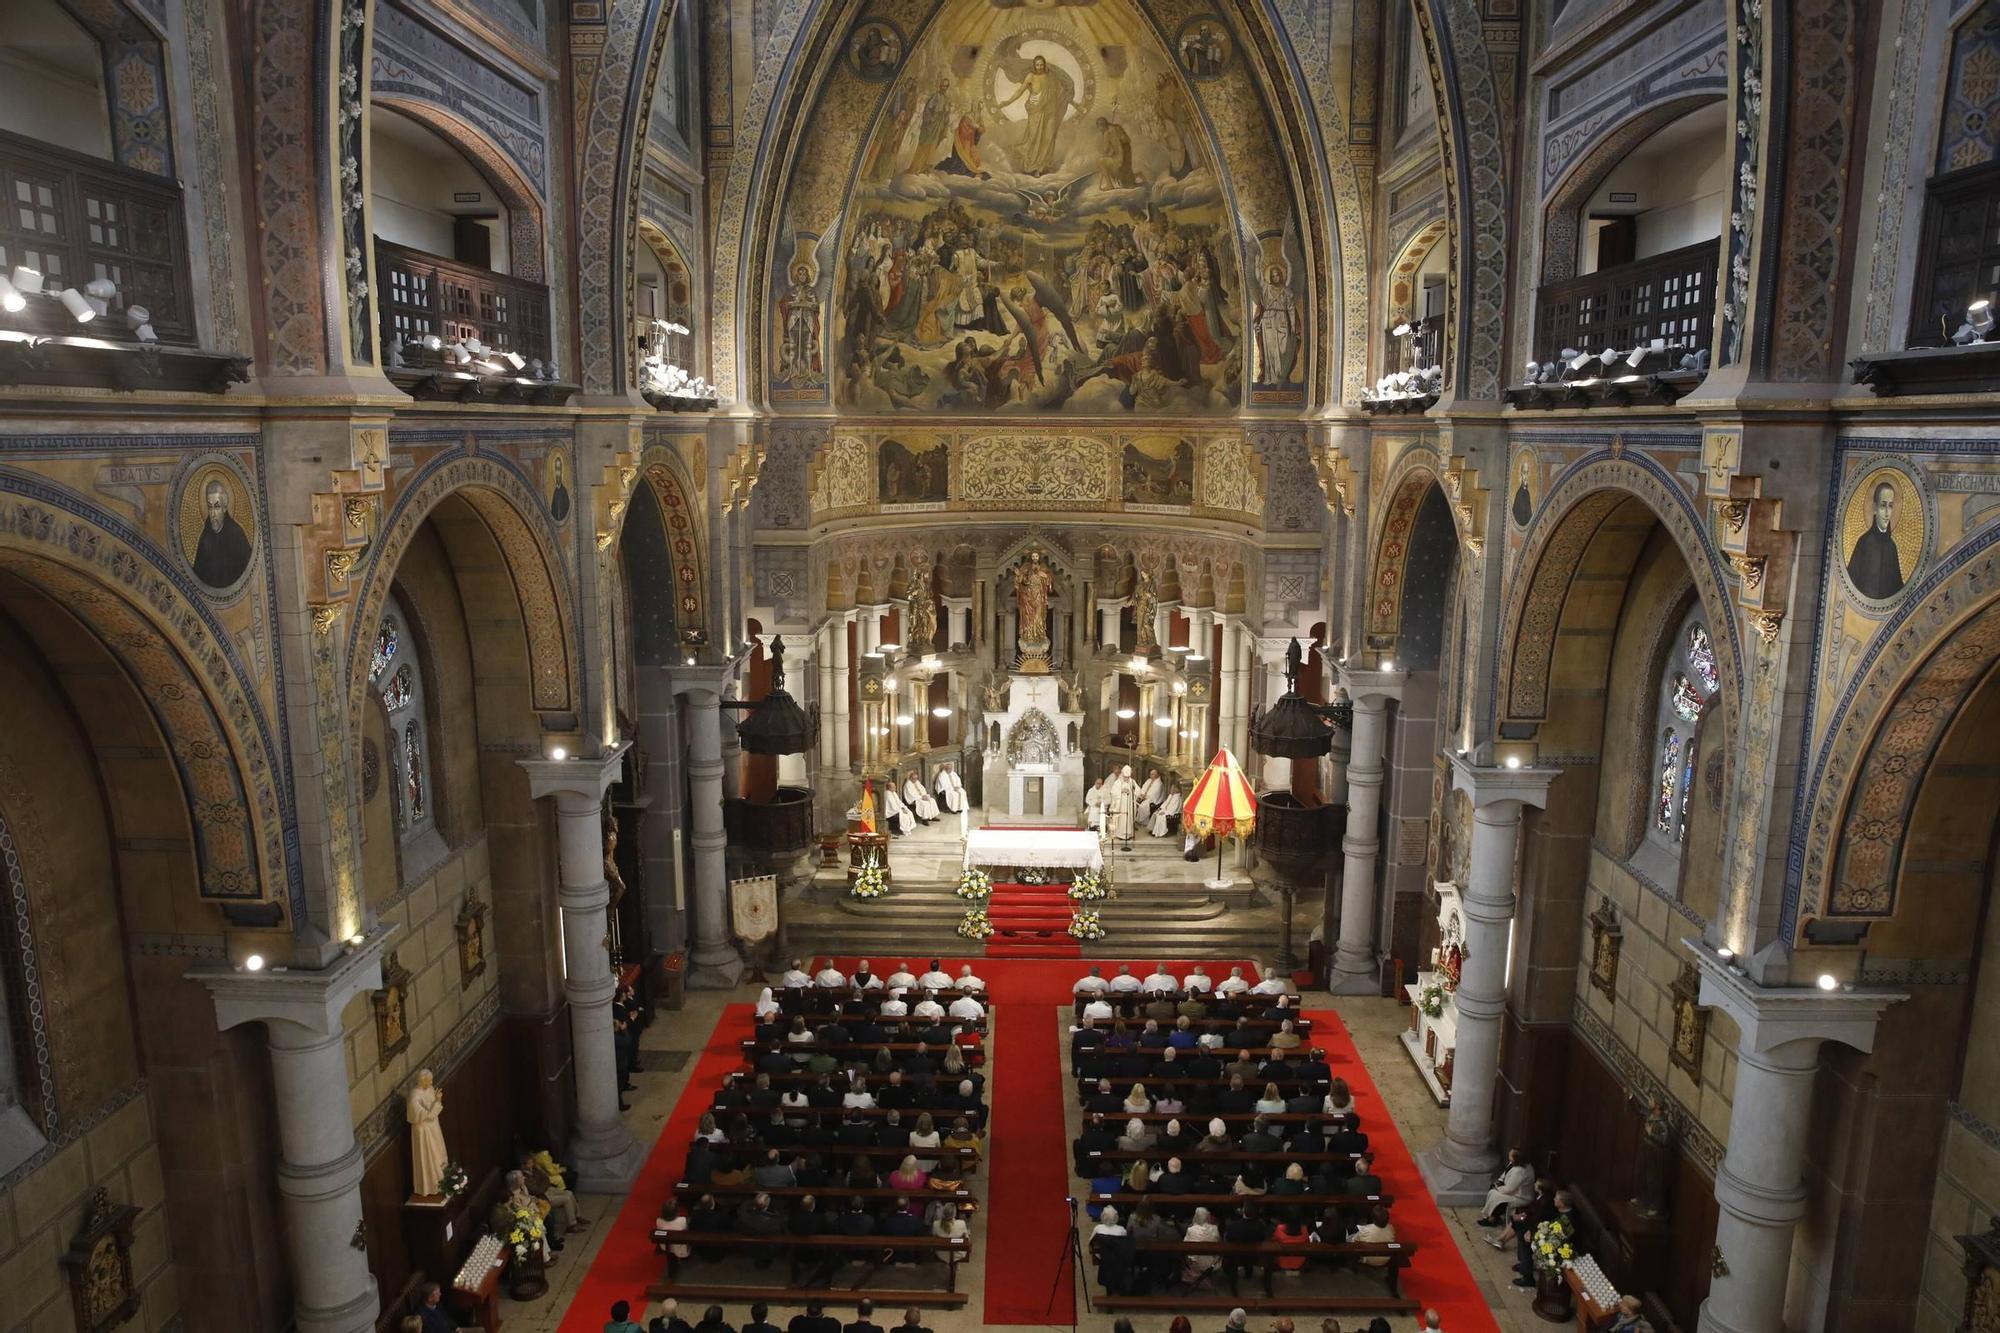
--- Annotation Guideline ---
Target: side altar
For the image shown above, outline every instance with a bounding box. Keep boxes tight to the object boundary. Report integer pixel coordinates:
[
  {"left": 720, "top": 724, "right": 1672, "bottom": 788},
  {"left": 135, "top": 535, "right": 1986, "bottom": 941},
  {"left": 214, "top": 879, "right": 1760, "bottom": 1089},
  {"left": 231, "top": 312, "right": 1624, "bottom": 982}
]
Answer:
[
  {"left": 980, "top": 673, "right": 1084, "bottom": 826},
  {"left": 1400, "top": 880, "right": 1463, "bottom": 1106}
]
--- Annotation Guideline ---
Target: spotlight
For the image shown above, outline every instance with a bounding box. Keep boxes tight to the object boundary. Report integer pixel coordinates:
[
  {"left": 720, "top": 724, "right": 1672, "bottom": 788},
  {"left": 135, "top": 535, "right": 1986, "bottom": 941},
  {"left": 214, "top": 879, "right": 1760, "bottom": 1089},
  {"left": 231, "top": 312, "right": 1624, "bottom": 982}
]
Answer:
[
  {"left": 0, "top": 275, "right": 22, "bottom": 313},
  {"left": 1567, "top": 349, "right": 1592, "bottom": 373},
  {"left": 1598, "top": 347, "right": 1622, "bottom": 369},
  {"left": 1391, "top": 322, "right": 1413, "bottom": 337},
  {"left": 931, "top": 706, "right": 951, "bottom": 718},
  {"left": 502, "top": 350, "right": 527, "bottom": 371},
  {"left": 1716, "top": 946, "right": 1734, "bottom": 961},
  {"left": 58, "top": 288, "right": 95, "bottom": 323},
  {"left": 1971, "top": 299, "right": 1996, "bottom": 340},
  {"left": 1116, "top": 707, "right": 1137, "bottom": 720},
  {"left": 126, "top": 304, "right": 157, "bottom": 343},
  {"left": 1504, "top": 755, "right": 1522, "bottom": 770},
  {"left": 447, "top": 342, "right": 473, "bottom": 365},
  {"left": 348, "top": 933, "right": 366, "bottom": 946},
  {"left": 1524, "top": 359, "right": 1540, "bottom": 382},
  {"left": 10, "top": 266, "right": 44, "bottom": 295},
  {"left": 1381, "top": 659, "right": 1396, "bottom": 672},
  {"left": 243, "top": 953, "right": 266, "bottom": 972},
  {"left": 551, "top": 746, "right": 568, "bottom": 761},
  {"left": 421, "top": 334, "right": 444, "bottom": 352},
  {"left": 1816, "top": 973, "right": 1838, "bottom": 991},
  {"left": 1627, "top": 340, "right": 1665, "bottom": 369}
]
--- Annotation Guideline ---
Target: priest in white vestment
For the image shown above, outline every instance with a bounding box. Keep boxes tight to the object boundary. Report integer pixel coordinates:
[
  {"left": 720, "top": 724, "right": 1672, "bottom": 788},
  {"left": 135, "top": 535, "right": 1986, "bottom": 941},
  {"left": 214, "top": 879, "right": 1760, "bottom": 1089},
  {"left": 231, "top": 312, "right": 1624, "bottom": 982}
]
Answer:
[
  {"left": 903, "top": 771, "right": 940, "bottom": 822},
  {"left": 1135, "top": 768, "right": 1166, "bottom": 824},
  {"left": 880, "top": 783, "right": 915, "bottom": 835},
  {"left": 1107, "top": 766, "right": 1140, "bottom": 849},
  {"left": 1150, "top": 785, "right": 1183, "bottom": 838},
  {"left": 1083, "top": 777, "right": 1108, "bottom": 832},
  {"left": 934, "top": 764, "right": 967, "bottom": 814}
]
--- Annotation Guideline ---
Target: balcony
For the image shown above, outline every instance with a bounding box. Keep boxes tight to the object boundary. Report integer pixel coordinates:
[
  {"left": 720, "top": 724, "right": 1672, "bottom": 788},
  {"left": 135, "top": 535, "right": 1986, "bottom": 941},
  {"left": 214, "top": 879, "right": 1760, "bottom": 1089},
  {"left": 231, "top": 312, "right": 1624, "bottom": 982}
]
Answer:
[
  {"left": 374, "top": 239, "right": 574, "bottom": 404},
  {"left": 0, "top": 129, "right": 248, "bottom": 393},
  {"left": 1508, "top": 240, "right": 1718, "bottom": 409}
]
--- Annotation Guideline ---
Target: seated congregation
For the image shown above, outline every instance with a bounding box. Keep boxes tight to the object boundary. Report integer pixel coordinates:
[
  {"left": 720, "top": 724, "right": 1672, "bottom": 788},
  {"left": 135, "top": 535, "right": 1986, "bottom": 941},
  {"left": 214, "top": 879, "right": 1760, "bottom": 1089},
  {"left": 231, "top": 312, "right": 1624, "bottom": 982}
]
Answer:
[{"left": 647, "top": 960, "right": 989, "bottom": 1307}]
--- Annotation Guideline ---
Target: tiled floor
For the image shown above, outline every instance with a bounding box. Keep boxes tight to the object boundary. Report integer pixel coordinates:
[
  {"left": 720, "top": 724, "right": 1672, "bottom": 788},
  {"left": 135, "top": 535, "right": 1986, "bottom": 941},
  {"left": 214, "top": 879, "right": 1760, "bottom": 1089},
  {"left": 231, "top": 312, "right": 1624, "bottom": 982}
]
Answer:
[{"left": 480, "top": 979, "right": 1536, "bottom": 1333}]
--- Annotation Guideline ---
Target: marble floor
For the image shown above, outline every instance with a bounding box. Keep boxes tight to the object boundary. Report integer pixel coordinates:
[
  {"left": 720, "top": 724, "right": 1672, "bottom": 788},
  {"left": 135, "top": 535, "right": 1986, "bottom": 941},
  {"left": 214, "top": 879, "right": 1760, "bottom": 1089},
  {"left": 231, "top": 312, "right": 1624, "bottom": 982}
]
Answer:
[{"left": 477, "top": 977, "right": 1536, "bottom": 1333}]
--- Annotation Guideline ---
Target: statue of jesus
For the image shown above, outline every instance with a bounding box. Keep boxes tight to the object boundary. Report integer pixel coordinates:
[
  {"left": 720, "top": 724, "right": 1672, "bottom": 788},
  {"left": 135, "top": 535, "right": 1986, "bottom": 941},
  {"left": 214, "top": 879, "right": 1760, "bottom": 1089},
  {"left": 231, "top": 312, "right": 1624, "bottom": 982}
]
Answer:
[{"left": 1013, "top": 551, "right": 1055, "bottom": 671}]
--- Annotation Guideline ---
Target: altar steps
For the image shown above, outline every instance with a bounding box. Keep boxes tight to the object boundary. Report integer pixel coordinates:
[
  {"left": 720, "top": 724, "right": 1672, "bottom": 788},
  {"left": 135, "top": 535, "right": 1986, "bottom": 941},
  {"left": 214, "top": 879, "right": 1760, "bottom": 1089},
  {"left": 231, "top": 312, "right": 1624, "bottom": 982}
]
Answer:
[{"left": 985, "top": 883, "right": 1083, "bottom": 957}]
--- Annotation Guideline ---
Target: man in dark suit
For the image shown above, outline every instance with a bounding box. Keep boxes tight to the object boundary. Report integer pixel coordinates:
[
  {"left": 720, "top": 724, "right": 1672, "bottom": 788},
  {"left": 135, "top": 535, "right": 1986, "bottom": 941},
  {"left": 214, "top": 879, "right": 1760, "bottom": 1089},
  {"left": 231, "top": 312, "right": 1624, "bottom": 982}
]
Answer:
[
  {"left": 1239, "top": 1116, "right": 1281, "bottom": 1154},
  {"left": 693, "top": 1305, "right": 735, "bottom": 1333},
  {"left": 1297, "top": 1049, "right": 1332, "bottom": 1084},
  {"left": 1325, "top": 1118, "right": 1368, "bottom": 1156},
  {"left": 837, "top": 1197, "right": 878, "bottom": 1235},
  {"left": 844, "top": 1298, "right": 884, "bottom": 1333},
  {"left": 1342, "top": 1151, "right": 1383, "bottom": 1197},
  {"left": 1075, "top": 1113, "right": 1119, "bottom": 1174},
  {"left": 1223, "top": 1202, "right": 1273, "bottom": 1297},
  {"left": 410, "top": 1283, "right": 459, "bottom": 1333},
  {"left": 890, "top": 1308, "right": 933, "bottom": 1333},
  {"left": 756, "top": 1045, "right": 793, "bottom": 1075},
  {"left": 1071, "top": 1016, "right": 1108, "bottom": 1058},
  {"left": 837, "top": 1110, "right": 876, "bottom": 1147},
  {"left": 877, "top": 1072, "right": 916, "bottom": 1110},
  {"left": 786, "top": 1302, "right": 840, "bottom": 1333},
  {"left": 742, "top": 1304, "right": 781, "bottom": 1333}
]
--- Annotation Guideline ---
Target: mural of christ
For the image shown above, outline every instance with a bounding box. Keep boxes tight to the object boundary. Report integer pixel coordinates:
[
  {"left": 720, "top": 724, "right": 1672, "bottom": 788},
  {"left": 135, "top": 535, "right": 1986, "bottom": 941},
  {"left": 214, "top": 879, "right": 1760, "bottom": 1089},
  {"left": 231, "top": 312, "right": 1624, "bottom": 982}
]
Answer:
[{"left": 996, "top": 54, "right": 1074, "bottom": 175}]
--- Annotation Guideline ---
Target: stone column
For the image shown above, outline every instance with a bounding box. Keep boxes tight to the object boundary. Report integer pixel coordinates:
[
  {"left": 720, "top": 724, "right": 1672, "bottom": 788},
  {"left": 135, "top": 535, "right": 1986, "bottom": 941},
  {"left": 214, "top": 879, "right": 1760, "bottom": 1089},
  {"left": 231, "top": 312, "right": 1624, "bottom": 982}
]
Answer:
[
  {"left": 830, "top": 616, "right": 851, "bottom": 772},
  {"left": 1331, "top": 668, "right": 1403, "bottom": 992},
  {"left": 1419, "top": 754, "right": 1556, "bottom": 1204},
  {"left": 1219, "top": 620, "right": 1242, "bottom": 756},
  {"left": 673, "top": 674, "right": 742, "bottom": 989},
  {"left": 817, "top": 624, "right": 836, "bottom": 770},
  {"left": 1692, "top": 947, "right": 1904, "bottom": 1333},
  {"left": 1100, "top": 601, "right": 1121, "bottom": 648},
  {"left": 194, "top": 936, "right": 392, "bottom": 1333},
  {"left": 519, "top": 745, "right": 649, "bottom": 1189}
]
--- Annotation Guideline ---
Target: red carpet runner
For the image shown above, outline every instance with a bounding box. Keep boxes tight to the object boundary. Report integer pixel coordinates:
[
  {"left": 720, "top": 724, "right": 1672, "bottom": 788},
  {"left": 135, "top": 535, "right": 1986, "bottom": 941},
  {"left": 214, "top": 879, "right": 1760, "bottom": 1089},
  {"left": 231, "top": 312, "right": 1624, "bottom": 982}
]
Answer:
[
  {"left": 1303, "top": 1007, "right": 1501, "bottom": 1333},
  {"left": 985, "top": 883, "right": 1082, "bottom": 958},
  {"left": 555, "top": 1003, "right": 753, "bottom": 1331}
]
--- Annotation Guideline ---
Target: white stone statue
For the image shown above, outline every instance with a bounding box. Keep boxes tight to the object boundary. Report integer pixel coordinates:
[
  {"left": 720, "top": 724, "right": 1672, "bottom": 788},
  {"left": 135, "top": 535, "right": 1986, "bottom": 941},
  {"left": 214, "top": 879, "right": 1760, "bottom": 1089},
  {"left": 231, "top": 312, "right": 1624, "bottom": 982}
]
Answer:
[
  {"left": 407, "top": 1068, "right": 448, "bottom": 1198},
  {"left": 1107, "top": 765, "right": 1140, "bottom": 848}
]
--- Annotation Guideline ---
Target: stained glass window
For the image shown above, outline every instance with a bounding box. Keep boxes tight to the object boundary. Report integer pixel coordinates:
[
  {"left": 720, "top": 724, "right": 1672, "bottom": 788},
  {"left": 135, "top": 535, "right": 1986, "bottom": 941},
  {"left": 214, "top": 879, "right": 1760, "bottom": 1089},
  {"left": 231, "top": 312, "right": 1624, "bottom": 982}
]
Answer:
[
  {"left": 369, "top": 622, "right": 398, "bottom": 683},
  {"left": 1671, "top": 672, "right": 1705, "bottom": 721},
  {"left": 381, "top": 664, "right": 414, "bottom": 713},
  {"left": 371, "top": 593, "right": 432, "bottom": 839},
  {"left": 1656, "top": 729, "right": 1682, "bottom": 832},
  {"left": 1686, "top": 624, "right": 1719, "bottom": 694},
  {"left": 1649, "top": 608, "right": 1721, "bottom": 855},
  {"left": 404, "top": 721, "right": 426, "bottom": 822}
]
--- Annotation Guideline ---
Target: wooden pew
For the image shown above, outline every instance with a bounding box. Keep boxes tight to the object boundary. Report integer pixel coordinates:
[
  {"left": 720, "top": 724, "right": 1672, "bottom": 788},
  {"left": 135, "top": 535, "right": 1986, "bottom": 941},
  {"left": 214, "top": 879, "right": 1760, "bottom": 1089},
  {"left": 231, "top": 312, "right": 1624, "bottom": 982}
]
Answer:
[
  {"left": 648, "top": 1230, "right": 974, "bottom": 1293},
  {"left": 1075, "top": 1076, "right": 1330, "bottom": 1102},
  {"left": 671, "top": 1183, "right": 974, "bottom": 1205},
  {"left": 1086, "top": 1150, "right": 1361, "bottom": 1168},
  {"left": 1094, "top": 1238, "right": 1418, "bottom": 1305},
  {"left": 693, "top": 1140, "right": 976, "bottom": 1165},
  {"left": 741, "top": 1040, "right": 986, "bottom": 1058},
  {"left": 1087, "top": 1191, "right": 1392, "bottom": 1213}
]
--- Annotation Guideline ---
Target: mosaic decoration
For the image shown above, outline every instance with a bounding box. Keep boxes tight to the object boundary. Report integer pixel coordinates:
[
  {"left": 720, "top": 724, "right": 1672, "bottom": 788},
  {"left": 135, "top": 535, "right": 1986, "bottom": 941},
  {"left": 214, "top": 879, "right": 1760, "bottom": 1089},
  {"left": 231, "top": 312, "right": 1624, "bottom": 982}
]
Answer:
[
  {"left": 1769, "top": 0, "right": 1856, "bottom": 381},
  {"left": 1717, "top": 0, "right": 1762, "bottom": 366},
  {"left": 1937, "top": 2, "right": 2000, "bottom": 173},
  {"left": 810, "top": 435, "right": 875, "bottom": 516},
  {"left": 251, "top": 0, "right": 329, "bottom": 374},
  {"left": 1197, "top": 436, "right": 1260, "bottom": 515},
  {"left": 1837, "top": 460, "right": 1931, "bottom": 608},
  {"left": 173, "top": 456, "right": 258, "bottom": 599},
  {"left": 336, "top": 0, "right": 374, "bottom": 363},
  {"left": 61, "top": 0, "right": 174, "bottom": 177},
  {"left": 1859, "top": 0, "right": 1933, "bottom": 353},
  {"left": 644, "top": 457, "right": 709, "bottom": 636},
  {"left": 959, "top": 434, "right": 1112, "bottom": 506}
]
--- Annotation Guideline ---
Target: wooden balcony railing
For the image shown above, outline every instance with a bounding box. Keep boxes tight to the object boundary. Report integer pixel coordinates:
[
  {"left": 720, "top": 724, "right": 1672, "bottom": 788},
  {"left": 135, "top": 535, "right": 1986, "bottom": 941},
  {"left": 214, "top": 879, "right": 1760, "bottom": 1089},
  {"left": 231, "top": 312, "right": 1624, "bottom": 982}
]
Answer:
[
  {"left": 0, "top": 128, "right": 197, "bottom": 344},
  {"left": 1533, "top": 239, "right": 1720, "bottom": 365},
  {"left": 374, "top": 239, "right": 552, "bottom": 366}
]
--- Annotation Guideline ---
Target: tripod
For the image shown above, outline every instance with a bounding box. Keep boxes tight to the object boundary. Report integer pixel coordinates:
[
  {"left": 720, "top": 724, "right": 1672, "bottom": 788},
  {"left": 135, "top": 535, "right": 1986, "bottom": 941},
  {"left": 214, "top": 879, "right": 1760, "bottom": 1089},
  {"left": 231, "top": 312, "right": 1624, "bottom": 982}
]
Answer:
[{"left": 1045, "top": 1195, "right": 1093, "bottom": 1325}]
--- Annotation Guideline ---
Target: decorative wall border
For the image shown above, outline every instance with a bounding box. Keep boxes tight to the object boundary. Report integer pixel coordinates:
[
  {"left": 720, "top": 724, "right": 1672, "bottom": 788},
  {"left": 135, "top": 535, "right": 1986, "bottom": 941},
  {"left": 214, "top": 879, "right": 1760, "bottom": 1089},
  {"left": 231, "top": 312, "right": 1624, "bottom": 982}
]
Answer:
[{"left": 0, "top": 1078, "right": 147, "bottom": 1196}]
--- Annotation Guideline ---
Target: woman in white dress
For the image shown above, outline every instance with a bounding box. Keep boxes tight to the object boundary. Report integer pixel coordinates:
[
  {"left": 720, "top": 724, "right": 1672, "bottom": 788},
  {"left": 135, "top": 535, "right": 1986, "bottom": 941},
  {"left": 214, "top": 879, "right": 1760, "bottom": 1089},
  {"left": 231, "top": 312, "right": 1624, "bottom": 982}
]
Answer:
[{"left": 1149, "top": 785, "right": 1183, "bottom": 837}]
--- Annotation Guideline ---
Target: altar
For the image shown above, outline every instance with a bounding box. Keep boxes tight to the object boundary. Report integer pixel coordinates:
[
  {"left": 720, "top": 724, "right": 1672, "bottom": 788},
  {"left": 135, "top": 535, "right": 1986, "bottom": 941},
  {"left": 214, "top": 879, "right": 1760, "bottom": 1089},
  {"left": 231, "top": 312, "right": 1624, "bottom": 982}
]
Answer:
[
  {"left": 962, "top": 827, "right": 1104, "bottom": 873},
  {"left": 1399, "top": 880, "right": 1462, "bottom": 1106},
  {"left": 980, "top": 672, "right": 1084, "bottom": 825}
]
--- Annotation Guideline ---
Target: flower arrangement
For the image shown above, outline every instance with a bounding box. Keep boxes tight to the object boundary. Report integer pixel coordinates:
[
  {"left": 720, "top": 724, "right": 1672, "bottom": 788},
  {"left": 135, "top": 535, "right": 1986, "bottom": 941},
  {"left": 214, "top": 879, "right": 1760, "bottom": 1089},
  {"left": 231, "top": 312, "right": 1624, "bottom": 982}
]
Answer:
[
  {"left": 1417, "top": 982, "right": 1447, "bottom": 1018},
  {"left": 1068, "top": 869, "right": 1110, "bottom": 902},
  {"left": 850, "top": 849, "right": 888, "bottom": 899},
  {"left": 1068, "top": 909, "right": 1106, "bottom": 941},
  {"left": 957, "top": 908, "right": 994, "bottom": 940},
  {"left": 1531, "top": 1216, "right": 1577, "bottom": 1276},
  {"left": 956, "top": 868, "right": 992, "bottom": 901},
  {"left": 504, "top": 1202, "right": 546, "bottom": 1264},
  {"left": 437, "top": 1160, "right": 469, "bottom": 1200},
  {"left": 1020, "top": 867, "right": 1050, "bottom": 885}
]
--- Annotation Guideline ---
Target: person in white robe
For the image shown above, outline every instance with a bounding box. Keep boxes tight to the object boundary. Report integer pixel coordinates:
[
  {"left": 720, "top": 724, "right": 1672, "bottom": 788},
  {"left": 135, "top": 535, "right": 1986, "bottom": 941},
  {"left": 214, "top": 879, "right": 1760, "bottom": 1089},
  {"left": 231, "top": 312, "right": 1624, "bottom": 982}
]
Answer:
[
  {"left": 1181, "top": 965, "right": 1213, "bottom": 994},
  {"left": 1141, "top": 965, "right": 1178, "bottom": 995},
  {"left": 1106, "top": 765, "right": 1140, "bottom": 849},
  {"left": 903, "top": 771, "right": 940, "bottom": 822},
  {"left": 781, "top": 959, "right": 813, "bottom": 989},
  {"left": 1150, "top": 785, "right": 1184, "bottom": 838},
  {"left": 1135, "top": 768, "right": 1166, "bottom": 824},
  {"left": 934, "top": 764, "right": 967, "bottom": 814},
  {"left": 886, "top": 962, "right": 918, "bottom": 990},
  {"left": 880, "top": 783, "right": 915, "bottom": 835},
  {"left": 956, "top": 965, "right": 985, "bottom": 992},
  {"left": 919, "top": 961, "right": 955, "bottom": 989},
  {"left": 1214, "top": 966, "right": 1250, "bottom": 997},
  {"left": 814, "top": 960, "right": 847, "bottom": 988},
  {"left": 1073, "top": 966, "right": 1109, "bottom": 996},
  {"left": 1083, "top": 777, "right": 1108, "bottom": 832}
]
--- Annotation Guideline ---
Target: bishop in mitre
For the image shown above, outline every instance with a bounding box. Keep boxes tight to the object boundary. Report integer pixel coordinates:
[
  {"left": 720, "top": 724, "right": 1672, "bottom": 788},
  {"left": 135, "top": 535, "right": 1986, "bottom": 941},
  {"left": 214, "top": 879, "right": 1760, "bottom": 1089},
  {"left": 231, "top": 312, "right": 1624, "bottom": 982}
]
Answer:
[{"left": 1107, "top": 765, "right": 1140, "bottom": 850}]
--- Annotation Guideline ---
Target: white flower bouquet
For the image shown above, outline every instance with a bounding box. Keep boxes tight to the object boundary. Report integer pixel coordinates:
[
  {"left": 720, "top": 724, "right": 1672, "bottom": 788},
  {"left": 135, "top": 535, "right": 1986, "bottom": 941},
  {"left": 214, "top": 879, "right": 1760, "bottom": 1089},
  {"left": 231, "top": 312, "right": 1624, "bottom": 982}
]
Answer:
[
  {"left": 1068, "top": 909, "right": 1106, "bottom": 941},
  {"left": 850, "top": 849, "right": 889, "bottom": 899},
  {"left": 956, "top": 868, "right": 992, "bottom": 901},
  {"left": 957, "top": 908, "right": 994, "bottom": 940},
  {"left": 1068, "top": 870, "right": 1110, "bottom": 902}
]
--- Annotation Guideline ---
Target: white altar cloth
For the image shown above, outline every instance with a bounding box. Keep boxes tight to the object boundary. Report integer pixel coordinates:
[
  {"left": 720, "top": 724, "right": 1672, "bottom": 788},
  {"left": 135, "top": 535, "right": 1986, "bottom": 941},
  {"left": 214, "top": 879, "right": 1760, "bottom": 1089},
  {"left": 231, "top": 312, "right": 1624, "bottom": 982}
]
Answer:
[{"left": 962, "top": 828, "right": 1104, "bottom": 873}]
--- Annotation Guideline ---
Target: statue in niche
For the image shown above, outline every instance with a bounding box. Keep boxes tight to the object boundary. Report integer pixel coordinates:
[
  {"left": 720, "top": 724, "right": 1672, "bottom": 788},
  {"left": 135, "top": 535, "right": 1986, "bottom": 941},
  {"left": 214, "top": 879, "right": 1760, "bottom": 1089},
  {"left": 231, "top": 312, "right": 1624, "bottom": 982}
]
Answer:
[
  {"left": 1013, "top": 550, "right": 1055, "bottom": 670},
  {"left": 1133, "top": 569, "right": 1159, "bottom": 654},
  {"left": 1060, "top": 668, "right": 1084, "bottom": 712},
  {"left": 604, "top": 814, "right": 627, "bottom": 966},
  {"left": 906, "top": 562, "right": 938, "bottom": 654},
  {"left": 981, "top": 677, "right": 1007, "bottom": 715},
  {"left": 1631, "top": 1096, "right": 1673, "bottom": 1220},
  {"left": 407, "top": 1069, "right": 448, "bottom": 1199}
]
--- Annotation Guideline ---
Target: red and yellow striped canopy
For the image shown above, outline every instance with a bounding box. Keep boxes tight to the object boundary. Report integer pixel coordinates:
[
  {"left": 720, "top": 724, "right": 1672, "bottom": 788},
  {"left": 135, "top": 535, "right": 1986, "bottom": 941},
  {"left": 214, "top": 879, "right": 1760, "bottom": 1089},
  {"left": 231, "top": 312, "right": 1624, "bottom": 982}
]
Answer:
[{"left": 1182, "top": 746, "right": 1258, "bottom": 840}]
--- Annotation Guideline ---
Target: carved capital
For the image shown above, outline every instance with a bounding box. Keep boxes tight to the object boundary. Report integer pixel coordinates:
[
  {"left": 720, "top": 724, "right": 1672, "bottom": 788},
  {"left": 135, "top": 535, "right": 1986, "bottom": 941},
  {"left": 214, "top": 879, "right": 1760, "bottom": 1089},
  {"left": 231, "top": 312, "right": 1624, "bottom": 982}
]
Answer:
[
  {"left": 1751, "top": 610, "right": 1784, "bottom": 644},
  {"left": 1719, "top": 500, "right": 1748, "bottom": 533},
  {"left": 311, "top": 602, "right": 343, "bottom": 637},
  {"left": 1729, "top": 553, "right": 1766, "bottom": 589}
]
